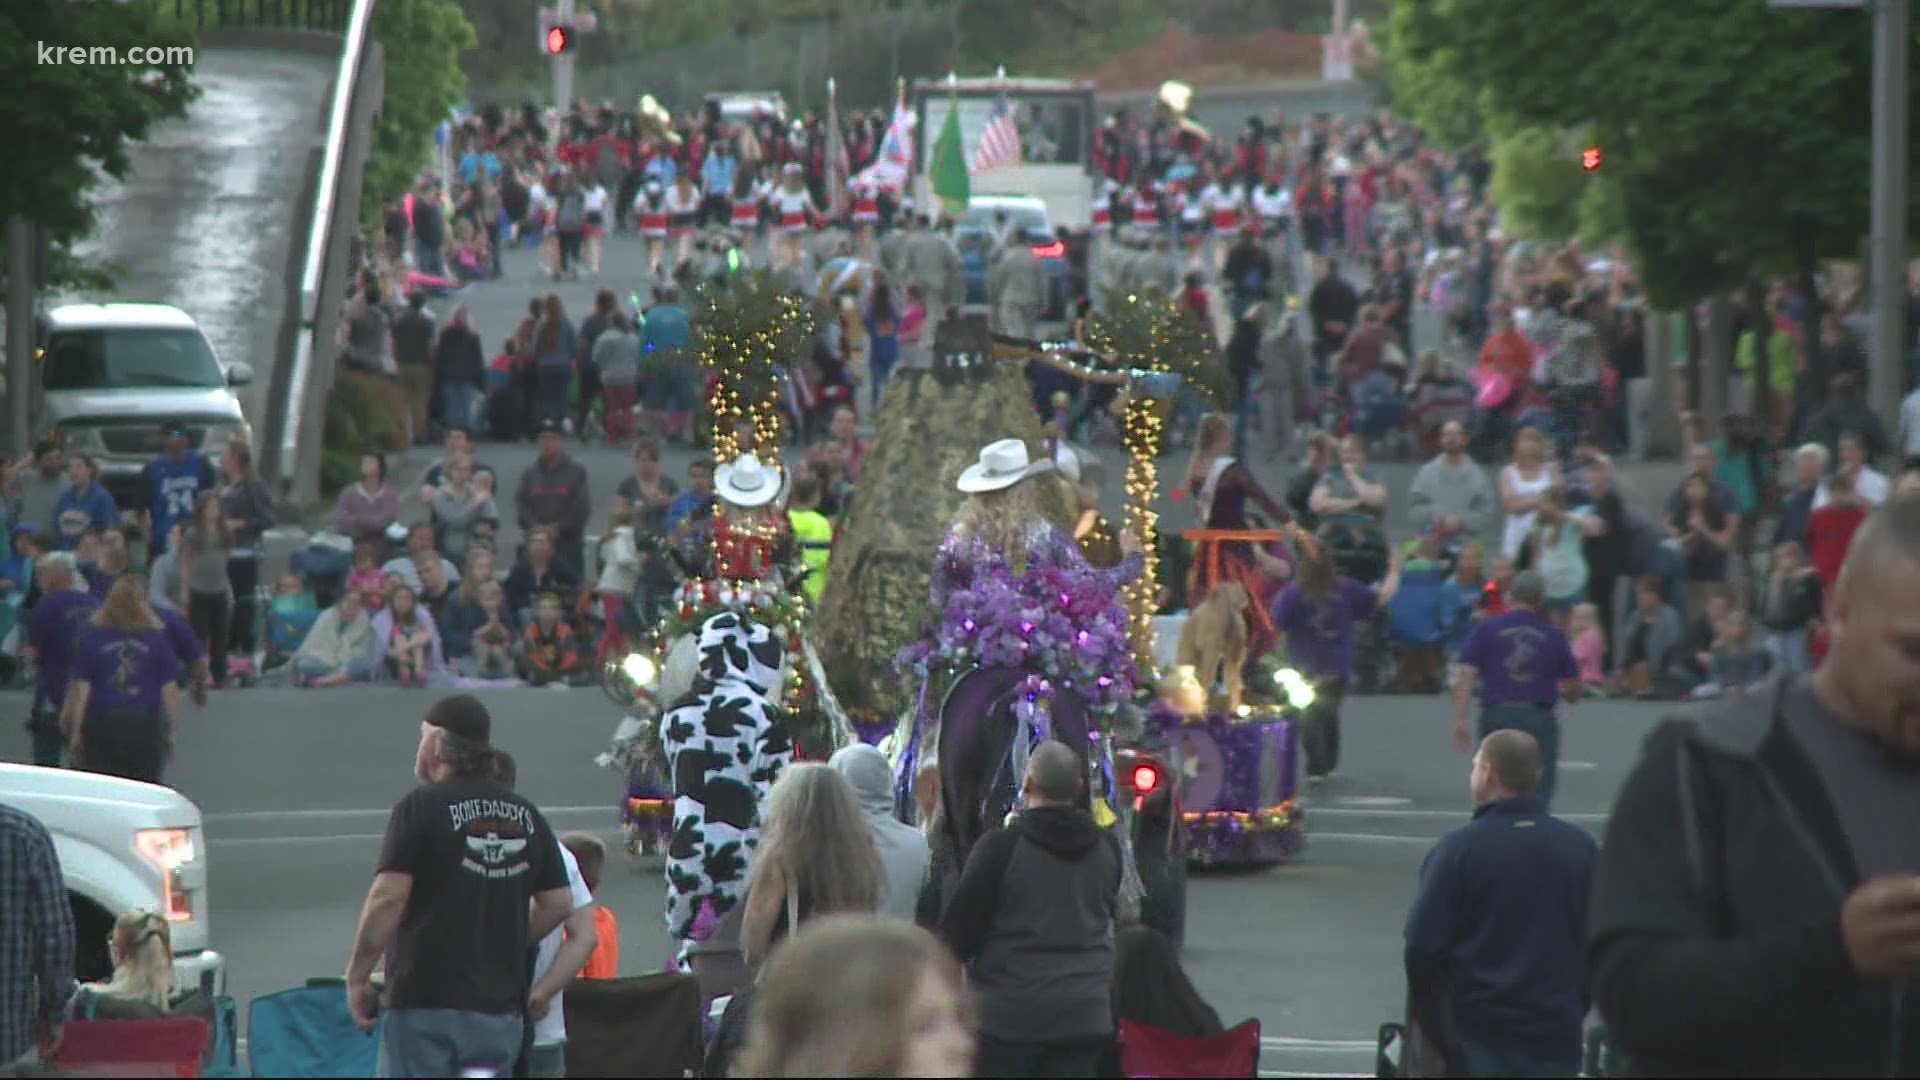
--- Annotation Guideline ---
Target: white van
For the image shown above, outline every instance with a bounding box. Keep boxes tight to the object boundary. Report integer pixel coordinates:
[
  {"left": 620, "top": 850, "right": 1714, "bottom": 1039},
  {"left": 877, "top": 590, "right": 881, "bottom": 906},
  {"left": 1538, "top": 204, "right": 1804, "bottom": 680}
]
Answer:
[
  {"left": 35, "top": 303, "right": 253, "bottom": 510},
  {"left": 0, "top": 764, "right": 225, "bottom": 991}
]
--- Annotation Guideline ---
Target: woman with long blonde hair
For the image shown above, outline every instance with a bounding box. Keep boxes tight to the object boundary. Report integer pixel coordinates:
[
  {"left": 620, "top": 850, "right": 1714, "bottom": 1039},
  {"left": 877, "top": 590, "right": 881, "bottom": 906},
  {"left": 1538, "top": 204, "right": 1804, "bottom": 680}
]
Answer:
[
  {"left": 737, "top": 915, "right": 974, "bottom": 1078},
  {"left": 740, "top": 764, "right": 886, "bottom": 967},
  {"left": 66, "top": 574, "right": 182, "bottom": 784},
  {"left": 87, "top": 910, "right": 176, "bottom": 1010}
]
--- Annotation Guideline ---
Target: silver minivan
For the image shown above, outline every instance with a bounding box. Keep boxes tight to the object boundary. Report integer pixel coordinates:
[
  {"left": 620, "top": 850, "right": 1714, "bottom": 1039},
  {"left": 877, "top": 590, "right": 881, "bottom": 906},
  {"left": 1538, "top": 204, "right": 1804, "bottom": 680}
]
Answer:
[{"left": 37, "top": 303, "right": 253, "bottom": 506}]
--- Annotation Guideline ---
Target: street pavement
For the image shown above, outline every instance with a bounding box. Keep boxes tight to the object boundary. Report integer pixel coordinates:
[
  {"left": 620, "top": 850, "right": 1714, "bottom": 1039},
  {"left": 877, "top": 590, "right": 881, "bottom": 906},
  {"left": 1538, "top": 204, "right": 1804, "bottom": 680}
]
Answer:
[
  {"left": 0, "top": 685, "right": 1676, "bottom": 1077},
  {"left": 63, "top": 46, "right": 338, "bottom": 431}
]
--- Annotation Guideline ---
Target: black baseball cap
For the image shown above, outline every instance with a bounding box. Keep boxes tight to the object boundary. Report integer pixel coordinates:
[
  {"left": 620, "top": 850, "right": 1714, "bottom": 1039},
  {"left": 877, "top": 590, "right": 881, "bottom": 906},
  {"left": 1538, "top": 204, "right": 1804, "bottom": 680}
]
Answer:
[
  {"left": 539, "top": 417, "right": 566, "bottom": 435},
  {"left": 161, "top": 422, "right": 191, "bottom": 439},
  {"left": 425, "top": 694, "right": 492, "bottom": 746}
]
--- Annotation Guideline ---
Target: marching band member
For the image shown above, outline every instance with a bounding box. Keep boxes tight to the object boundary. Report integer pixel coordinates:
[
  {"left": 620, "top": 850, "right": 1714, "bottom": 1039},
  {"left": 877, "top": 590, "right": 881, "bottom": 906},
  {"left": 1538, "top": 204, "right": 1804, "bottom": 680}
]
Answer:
[
  {"left": 729, "top": 166, "right": 762, "bottom": 244},
  {"left": 1174, "top": 172, "right": 1203, "bottom": 255},
  {"left": 773, "top": 163, "right": 819, "bottom": 273},
  {"left": 850, "top": 181, "right": 880, "bottom": 262},
  {"left": 666, "top": 171, "right": 703, "bottom": 268},
  {"left": 1252, "top": 170, "right": 1294, "bottom": 273},
  {"left": 583, "top": 173, "right": 611, "bottom": 275},
  {"left": 1201, "top": 169, "right": 1239, "bottom": 273},
  {"left": 1129, "top": 175, "right": 1160, "bottom": 234},
  {"left": 635, "top": 180, "right": 669, "bottom": 278}
]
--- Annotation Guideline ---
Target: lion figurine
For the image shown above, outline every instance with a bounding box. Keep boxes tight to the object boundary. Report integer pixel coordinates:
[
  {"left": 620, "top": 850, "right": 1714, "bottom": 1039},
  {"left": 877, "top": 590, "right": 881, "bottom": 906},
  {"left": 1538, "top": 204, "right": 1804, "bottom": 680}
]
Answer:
[{"left": 1175, "top": 581, "right": 1251, "bottom": 714}]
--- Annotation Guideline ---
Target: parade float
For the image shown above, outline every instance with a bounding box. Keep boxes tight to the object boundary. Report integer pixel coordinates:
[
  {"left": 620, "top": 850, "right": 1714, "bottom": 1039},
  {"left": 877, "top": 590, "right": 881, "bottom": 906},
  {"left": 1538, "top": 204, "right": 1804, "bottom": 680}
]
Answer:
[{"left": 598, "top": 272, "right": 854, "bottom": 872}]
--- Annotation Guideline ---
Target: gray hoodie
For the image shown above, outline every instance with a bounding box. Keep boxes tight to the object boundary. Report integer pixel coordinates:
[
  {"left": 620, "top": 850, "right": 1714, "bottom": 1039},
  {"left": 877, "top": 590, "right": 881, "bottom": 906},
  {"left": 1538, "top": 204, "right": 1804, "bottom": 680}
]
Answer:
[{"left": 828, "top": 744, "right": 930, "bottom": 923}]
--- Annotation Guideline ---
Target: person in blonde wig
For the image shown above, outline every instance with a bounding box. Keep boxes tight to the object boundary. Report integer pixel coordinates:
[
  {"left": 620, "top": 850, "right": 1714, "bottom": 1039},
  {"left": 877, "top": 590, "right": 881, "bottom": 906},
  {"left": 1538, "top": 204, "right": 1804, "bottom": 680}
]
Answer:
[
  {"left": 739, "top": 763, "right": 886, "bottom": 967},
  {"left": 736, "top": 915, "right": 974, "bottom": 1078}
]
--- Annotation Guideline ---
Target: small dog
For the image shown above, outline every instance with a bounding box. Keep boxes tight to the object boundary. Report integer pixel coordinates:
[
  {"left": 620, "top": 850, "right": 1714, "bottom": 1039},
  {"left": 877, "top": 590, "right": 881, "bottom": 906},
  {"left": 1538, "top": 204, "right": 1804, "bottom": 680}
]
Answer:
[{"left": 1176, "top": 581, "right": 1251, "bottom": 714}]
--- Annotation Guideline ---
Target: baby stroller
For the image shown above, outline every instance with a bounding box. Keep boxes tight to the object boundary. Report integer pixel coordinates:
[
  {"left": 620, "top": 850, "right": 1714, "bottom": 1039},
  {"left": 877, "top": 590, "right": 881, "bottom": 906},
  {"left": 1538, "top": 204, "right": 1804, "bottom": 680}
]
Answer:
[
  {"left": 290, "top": 534, "right": 353, "bottom": 609},
  {"left": 1317, "top": 512, "right": 1393, "bottom": 692}
]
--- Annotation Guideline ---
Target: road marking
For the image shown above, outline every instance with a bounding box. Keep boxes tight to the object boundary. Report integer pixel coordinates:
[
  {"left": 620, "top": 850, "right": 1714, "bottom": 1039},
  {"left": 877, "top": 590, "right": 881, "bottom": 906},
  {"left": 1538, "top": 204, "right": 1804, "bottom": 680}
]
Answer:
[
  {"left": 1328, "top": 795, "right": 1412, "bottom": 807},
  {"left": 1561, "top": 760, "right": 1599, "bottom": 770},
  {"left": 1261, "top": 1036, "right": 1377, "bottom": 1051},
  {"left": 1308, "top": 807, "right": 1607, "bottom": 823},
  {"left": 1306, "top": 832, "right": 1431, "bottom": 846},
  {"left": 1259, "top": 1072, "right": 1368, "bottom": 1078},
  {"left": 204, "top": 805, "right": 612, "bottom": 823},
  {"left": 211, "top": 826, "right": 628, "bottom": 848}
]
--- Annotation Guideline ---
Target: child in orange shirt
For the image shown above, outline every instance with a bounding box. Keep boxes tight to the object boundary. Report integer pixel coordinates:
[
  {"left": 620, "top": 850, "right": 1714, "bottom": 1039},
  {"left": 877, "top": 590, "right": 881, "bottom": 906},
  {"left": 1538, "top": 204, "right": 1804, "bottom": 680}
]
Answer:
[{"left": 561, "top": 832, "right": 619, "bottom": 979}]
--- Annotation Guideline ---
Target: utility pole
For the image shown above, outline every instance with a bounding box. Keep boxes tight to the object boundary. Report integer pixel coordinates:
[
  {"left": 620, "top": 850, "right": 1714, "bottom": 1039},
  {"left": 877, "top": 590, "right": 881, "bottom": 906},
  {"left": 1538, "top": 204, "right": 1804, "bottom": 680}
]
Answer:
[
  {"left": 1770, "top": 0, "right": 1909, "bottom": 422},
  {"left": 553, "top": 0, "right": 574, "bottom": 117},
  {"left": 5, "top": 219, "right": 34, "bottom": 460},
  {"left": 1869, "top": 0, "right": 1908, "bottom": 426}
]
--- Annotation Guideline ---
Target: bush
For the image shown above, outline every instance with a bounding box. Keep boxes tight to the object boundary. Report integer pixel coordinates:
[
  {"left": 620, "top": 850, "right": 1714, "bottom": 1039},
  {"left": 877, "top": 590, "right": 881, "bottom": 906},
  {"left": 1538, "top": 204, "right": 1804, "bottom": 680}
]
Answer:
[{"left": 321, "top": 368, "right": 408, "bottom": 494}]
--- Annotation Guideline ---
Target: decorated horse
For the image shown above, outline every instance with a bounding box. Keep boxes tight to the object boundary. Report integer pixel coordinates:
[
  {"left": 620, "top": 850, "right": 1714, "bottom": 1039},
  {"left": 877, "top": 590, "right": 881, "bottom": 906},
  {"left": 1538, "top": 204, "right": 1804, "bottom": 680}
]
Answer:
[{"left": 894, "top": 438, "right": 1148, "bottom": 913}]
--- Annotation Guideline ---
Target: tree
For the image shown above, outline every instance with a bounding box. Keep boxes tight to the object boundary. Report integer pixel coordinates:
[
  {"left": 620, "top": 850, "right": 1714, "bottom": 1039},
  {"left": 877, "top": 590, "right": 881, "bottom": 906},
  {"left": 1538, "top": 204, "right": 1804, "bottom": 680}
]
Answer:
[
  {"left": 1389, "top": 0, "right": 1920, "bottom": 310},
  {"left": 0, "top": 2, "right": 195, "bottom": 293},
  {"left": 1487, "top": 127, "right": 1590, "bottom": 243},
  {"left": 363, "top": 0, "right": 475, "bottom": 219}
]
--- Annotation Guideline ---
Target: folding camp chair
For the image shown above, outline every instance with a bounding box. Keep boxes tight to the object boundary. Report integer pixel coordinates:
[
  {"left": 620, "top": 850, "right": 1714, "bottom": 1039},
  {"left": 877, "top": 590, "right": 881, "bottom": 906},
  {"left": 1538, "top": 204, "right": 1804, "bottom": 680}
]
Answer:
[
  {"left": 1116, "top": 1017, "right": 1261, "bottom": 1079},
  {"left": 53, "top": 1016, "right": 210, "bottom": 1078}
]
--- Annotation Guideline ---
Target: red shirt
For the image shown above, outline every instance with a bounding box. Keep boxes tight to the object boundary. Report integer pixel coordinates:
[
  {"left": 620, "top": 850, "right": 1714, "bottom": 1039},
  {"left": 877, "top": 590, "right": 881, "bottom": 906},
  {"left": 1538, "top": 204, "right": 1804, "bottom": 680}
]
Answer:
[{"left": 1807, "top": 503, "right": 1867, "bottom": 588}]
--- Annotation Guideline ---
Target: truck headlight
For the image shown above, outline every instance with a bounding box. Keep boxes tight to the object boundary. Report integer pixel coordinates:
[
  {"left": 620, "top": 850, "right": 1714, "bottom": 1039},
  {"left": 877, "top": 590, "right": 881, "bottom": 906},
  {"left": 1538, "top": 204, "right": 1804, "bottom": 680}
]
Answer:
[
  {"left": 201, "top": 421, "right": 248, "bottom": 455},
  {"left": 134, "top": 828, "right": 198, "bottom": 922},
  {"left": 59, "top": 425, "right": 107, "bottom": 455}
]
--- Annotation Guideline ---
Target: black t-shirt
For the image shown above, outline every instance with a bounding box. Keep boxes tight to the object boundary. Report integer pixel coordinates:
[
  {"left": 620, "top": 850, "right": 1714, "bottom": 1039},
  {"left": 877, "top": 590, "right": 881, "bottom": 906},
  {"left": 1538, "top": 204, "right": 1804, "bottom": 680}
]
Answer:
[
  {"left": 377, "top": 776, "right": 567, "bottom": 1014},
  {"left": 1582, "top": 490, "right": 1630, "bottom": 583}
]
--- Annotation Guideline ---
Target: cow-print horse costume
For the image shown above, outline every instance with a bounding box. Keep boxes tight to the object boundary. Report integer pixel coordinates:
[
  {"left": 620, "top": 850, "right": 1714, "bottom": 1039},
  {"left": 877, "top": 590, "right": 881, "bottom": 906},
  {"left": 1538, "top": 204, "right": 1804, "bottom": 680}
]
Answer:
[{"left": 661, "top": 610, "right": 792, "bottom": 941}]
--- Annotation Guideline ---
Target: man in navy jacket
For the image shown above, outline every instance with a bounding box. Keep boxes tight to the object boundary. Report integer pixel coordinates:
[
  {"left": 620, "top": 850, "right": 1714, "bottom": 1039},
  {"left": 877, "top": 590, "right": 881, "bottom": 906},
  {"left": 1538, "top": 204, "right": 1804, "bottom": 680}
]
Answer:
[{"left": 1404, "top": 728, "right": 1597, "bottom": 1077}]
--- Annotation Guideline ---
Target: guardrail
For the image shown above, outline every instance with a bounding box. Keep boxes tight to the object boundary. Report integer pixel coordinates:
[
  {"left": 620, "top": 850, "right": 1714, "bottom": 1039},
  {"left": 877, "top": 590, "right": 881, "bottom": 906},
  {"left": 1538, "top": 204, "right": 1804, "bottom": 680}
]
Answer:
[
  {"left": 275, "top": 0, "right": 377, "bottom": 504},
  {"left": 160, "top": 0, "right": 352, "bottom": 30}
]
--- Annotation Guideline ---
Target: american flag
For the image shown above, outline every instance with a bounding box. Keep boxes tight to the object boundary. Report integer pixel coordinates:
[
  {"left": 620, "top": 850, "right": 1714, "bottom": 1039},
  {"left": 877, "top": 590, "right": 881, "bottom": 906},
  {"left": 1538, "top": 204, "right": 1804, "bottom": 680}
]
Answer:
[{"left": 970, "top": 94, "right": 1021, "bottom": 175}]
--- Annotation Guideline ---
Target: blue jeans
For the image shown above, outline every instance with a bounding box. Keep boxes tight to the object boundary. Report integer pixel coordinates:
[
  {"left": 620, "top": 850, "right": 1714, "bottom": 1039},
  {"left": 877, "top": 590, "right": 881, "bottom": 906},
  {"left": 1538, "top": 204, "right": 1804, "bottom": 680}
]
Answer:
[
  {"left": 378, "top": 1008, "right": 523, "bottom": 1079},
  {"left": 441, "top": 383, "right": 483, "bottom": 435},
  {"left": 1454, "top": 1028, "right": 1581, "bottom": 1078},
  {"left": 1477, "top": 702, "right": 1561, "bottom": 807}
]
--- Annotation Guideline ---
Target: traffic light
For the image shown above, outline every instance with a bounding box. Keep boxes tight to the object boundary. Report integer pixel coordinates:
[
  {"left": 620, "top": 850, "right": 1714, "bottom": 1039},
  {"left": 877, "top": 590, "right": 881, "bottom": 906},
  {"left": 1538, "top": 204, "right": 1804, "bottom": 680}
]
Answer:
[
  {"left": 1582, "top": 145, "right": 1603, "bottom": 172},
  {"left": 544, "top": 24, "right": 572, "bottom": 55}
]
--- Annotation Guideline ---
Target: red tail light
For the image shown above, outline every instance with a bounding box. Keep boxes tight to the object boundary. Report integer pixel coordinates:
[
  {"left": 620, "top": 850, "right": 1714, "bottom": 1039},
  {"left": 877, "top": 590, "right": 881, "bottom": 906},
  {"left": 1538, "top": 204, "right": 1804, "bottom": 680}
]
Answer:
[
  {"left": 1031, "top": 240, "right": 1065, "bottom": 259},
  {"left": 1131, "top": 763, "right": 1161, "bottom": 795}
]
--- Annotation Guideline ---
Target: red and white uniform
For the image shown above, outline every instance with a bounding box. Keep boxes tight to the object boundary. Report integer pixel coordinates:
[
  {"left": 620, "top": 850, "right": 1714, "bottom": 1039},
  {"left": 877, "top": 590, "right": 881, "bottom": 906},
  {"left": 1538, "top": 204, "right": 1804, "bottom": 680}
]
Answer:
[
  {"left": 1130, "top": 185, "right": 1160, "bottom": 229},
  {"left": 1252, "top": 185, "right": 1293, "bottom": 235},
  {"left": 1175, "top": 179, "right": 1204, "bottom": 231},
  {"left": 637, "top": 198, "right": 668, "bottom": 240},
  {"left": 1090, "top": 202, "right": 1112, "bottom": 233},
  {"left": 775, "top": 187, "right": 813, "bottom": 233},
  {"left": 665, "top": 182, "right": 702, "bottom": 237},
  {"left": 1202, "top": 182, "right": 1239, "bottom": 237},
  {"left": 851, "top": 189, "right": 880, "bottom": 225},
  {"left": 729, "top": 191, "right": 761, "bottom": 231}
]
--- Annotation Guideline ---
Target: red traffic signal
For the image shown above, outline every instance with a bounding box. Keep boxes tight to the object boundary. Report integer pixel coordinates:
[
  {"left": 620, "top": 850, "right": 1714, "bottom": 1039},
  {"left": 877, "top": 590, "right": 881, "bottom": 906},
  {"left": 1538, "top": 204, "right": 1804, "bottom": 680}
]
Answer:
[
  {"left": 544, "top": 24, "right": 571, "bottom": 55},
  {"left": 1581, "top": 145, "right": 1603, "bottom": 172}
]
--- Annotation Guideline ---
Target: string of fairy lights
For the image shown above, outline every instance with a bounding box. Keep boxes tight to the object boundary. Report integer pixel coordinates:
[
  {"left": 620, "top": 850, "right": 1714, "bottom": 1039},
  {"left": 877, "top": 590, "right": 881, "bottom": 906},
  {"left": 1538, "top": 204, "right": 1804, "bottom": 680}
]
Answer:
[
  {"left": 696, "top": 276, "right": 813, "bottom": 467},
  {"left": 1082, "top": 292, "right": 1219, "bottom": 673}
]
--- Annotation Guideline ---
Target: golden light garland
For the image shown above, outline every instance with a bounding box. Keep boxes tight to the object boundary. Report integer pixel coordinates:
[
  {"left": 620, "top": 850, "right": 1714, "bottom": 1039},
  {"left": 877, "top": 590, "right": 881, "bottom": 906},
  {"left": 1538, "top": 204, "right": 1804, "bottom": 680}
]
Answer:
[
  {"left": 695, "top": 277, "right": 814, "bottom": 467},
  {"left": 1087, "top": 292, "right": 1223, "bottom": 674}
]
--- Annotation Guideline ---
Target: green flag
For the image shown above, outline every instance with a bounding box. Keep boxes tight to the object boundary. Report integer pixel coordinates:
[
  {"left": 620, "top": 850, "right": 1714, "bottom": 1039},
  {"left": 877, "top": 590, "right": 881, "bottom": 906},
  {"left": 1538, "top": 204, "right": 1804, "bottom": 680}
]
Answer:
[{"left": 930, "top": 101, "right": 970, "bottom": 218}]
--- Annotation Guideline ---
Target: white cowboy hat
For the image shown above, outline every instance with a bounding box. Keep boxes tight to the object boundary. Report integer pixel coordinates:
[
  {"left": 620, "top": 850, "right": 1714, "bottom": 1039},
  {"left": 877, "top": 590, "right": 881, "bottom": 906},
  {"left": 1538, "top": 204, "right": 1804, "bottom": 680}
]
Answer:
[
  {"left": 957, "top": 438, "right": 1053, "bottom": 494},
  {"left": 715, "top": 452, "right": 785, "bottom": 508}
]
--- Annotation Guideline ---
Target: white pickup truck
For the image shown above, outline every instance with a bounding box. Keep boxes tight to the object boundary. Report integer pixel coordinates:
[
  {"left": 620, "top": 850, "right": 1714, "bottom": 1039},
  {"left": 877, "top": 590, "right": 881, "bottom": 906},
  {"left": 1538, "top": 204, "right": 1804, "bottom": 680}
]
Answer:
[{"left": 0, "top": 764, "right": 226, "bottom": 992}]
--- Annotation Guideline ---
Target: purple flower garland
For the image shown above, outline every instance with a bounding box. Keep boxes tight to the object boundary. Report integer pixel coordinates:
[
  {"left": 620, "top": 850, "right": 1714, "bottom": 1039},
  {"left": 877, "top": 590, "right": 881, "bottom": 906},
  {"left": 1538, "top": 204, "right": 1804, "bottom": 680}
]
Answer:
[{"left": 896, "top": 536, "right": 1139, "bottom": 713}]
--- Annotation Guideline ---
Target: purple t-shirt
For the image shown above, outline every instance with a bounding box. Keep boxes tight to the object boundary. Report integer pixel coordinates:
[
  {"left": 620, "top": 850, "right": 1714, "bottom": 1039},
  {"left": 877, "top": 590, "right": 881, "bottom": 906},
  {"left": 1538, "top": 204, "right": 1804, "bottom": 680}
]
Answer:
[
  {"left": 156, "top": 604, "right": 206, "bottom": 669},
  {"left": 1459, "top": 609, "right": 1579, "bottom": 706},
  {"left": 28, "top": 588, "right": 100, "bottom": 710},
  {"left": 71, "top": 626, "right": 182, "bottom": 710},
  {"left": 1271, "top": 578, "right": 1379, "bottom": 682}
]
